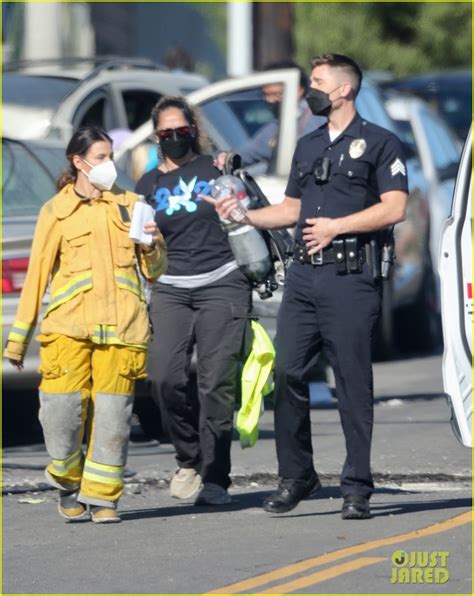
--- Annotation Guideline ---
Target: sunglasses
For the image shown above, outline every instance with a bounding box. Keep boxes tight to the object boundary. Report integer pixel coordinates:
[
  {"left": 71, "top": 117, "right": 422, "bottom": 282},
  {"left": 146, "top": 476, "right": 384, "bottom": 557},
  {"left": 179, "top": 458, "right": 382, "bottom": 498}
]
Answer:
[{"left": 157, "top": 126, "right": 193, "bottom": 140}]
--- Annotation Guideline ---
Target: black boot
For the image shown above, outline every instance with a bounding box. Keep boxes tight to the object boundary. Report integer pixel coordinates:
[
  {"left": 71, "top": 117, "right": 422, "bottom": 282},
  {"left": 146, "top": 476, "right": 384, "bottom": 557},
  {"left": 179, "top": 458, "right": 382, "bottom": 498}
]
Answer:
[
  {"left": 263, "top": 473, "right": 321, "bottom": 514},
  {"left": 341, "top": 495, "right": 372, "bottom": 520}
]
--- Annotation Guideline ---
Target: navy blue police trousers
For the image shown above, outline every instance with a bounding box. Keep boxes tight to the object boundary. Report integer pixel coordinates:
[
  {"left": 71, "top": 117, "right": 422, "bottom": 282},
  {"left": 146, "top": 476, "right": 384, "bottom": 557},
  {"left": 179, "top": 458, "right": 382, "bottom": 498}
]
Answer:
[{"left": 274, "top": 260, "right": 381, "bottom": 499}]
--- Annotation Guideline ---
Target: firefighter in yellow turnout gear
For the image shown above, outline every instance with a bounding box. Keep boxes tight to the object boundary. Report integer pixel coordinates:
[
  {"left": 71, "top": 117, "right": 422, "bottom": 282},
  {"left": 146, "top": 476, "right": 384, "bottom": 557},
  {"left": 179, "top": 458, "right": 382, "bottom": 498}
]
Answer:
[{"left": 4, "top": 127, "right": 167, "bottom": 523}]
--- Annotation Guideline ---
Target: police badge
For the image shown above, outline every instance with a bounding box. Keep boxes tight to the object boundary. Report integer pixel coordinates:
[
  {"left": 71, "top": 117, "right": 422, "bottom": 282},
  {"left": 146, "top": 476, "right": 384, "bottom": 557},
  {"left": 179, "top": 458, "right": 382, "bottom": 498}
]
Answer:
[{"left": 349, "top": 139, "right": 367, "bottom": 159}]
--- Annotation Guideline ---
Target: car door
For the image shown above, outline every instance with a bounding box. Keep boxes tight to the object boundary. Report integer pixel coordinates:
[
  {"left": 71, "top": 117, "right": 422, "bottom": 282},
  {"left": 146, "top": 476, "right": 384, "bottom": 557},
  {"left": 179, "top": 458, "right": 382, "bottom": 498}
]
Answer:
[
  {"left": 187, "top": 69, "right": 300, "bottom": 178},
  {"left": 110, "top": 84, "right": 162, "bottom": 131},
  {"left": 51, "top": 83, "right": 121, "bottom": 141},
  {"left": 439, "top": 127, "right": 472, "bottom": 447},
  {"left": 114, "top": 69, "right": 300, "bottom": 187}
]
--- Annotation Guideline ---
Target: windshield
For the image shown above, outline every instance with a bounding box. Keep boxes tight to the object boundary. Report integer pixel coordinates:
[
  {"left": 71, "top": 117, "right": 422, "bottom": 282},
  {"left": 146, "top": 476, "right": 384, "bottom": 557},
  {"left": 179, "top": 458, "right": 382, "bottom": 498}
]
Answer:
[
  {"left": 2, "top": 140, "right": 57, "bottom": 216},
  {"left": 3, "top": 74, "right": 77, "bottom": 108}
]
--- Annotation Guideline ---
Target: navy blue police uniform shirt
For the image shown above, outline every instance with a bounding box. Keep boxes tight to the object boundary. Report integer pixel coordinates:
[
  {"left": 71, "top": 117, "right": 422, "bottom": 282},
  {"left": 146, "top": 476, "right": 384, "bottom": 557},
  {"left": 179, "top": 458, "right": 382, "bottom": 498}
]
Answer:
[
  {"left": 135, "top": 155, "right": 234, "bottom": 276},
  {"left": 285, "top": 113, "right": 410, "bottom": 244}
]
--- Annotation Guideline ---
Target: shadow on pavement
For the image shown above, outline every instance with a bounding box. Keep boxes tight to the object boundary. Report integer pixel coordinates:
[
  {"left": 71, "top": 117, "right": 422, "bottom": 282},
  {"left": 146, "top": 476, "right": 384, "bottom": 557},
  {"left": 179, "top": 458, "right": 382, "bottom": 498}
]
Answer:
[
  {"left": 120, "top": 485, "right": 438, "bottom": 522},
  {"left": 272, "top": 495, "right": 471, "bottom": 519}
]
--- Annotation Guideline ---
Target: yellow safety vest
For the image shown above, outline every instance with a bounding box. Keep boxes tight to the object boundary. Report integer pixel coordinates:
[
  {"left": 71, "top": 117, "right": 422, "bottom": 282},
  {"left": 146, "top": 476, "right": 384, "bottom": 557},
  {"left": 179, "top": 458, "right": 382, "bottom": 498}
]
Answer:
[{"left": 236, "top": 320, "right": 275, "bottom": 448}]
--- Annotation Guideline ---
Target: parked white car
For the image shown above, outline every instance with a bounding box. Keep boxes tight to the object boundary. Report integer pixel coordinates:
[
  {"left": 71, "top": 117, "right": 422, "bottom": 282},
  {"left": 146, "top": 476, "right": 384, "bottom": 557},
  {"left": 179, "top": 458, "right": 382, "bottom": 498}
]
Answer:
[
  {"left": 385, "top": 95, "right": 461, "bottom": 311},
  {"left": 3, "top": 57, "right": 208, "bottom": 142},
  {"left": 439, "top": 127, "right": 472, "bottom": 448}
]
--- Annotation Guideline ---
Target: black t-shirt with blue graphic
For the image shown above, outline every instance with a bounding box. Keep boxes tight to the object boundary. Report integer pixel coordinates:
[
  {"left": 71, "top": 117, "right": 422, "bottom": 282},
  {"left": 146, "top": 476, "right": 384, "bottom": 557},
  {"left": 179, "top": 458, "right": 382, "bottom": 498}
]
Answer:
[{"left": 135, "top": 155, "right": 234, "bottom": 276}]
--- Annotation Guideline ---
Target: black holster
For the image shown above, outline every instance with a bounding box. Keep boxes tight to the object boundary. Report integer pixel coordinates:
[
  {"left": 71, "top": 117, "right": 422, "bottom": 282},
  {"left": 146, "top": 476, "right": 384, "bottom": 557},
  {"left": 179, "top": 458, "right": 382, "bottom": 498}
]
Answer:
[{"left": 365, "top": 228, "right": 396, "bottom": 280}]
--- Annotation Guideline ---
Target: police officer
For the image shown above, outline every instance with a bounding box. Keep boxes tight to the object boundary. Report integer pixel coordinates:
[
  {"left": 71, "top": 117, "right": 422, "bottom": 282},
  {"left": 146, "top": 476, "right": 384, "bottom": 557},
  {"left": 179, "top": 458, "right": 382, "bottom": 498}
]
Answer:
[{"left": 204, "top": 54, "right": 409, "bottom": 519}]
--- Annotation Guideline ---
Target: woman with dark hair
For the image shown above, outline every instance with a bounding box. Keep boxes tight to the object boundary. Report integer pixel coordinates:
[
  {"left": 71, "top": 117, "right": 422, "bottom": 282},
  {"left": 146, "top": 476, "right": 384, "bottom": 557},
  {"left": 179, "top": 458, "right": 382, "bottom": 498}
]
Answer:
[
  {"left": 135, "top": 96, "right": 252, "bottom": 505},
  {"left": 4, "top": 126, "right": 167, "bottom": 523}
]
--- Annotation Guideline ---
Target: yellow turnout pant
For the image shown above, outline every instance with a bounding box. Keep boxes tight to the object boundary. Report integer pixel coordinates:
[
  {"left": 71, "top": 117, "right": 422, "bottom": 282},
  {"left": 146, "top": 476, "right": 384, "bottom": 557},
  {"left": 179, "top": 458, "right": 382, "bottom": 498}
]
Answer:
[{"left": 37, "top": 334, "right": 147, "bottom": 508}]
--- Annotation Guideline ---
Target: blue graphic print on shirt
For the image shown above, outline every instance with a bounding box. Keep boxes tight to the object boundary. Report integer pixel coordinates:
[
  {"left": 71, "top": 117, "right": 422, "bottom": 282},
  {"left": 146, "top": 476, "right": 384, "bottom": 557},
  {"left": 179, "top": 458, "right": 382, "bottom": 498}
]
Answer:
[{"left": 154, "top": 176, "right": 213, "bottom": 216}]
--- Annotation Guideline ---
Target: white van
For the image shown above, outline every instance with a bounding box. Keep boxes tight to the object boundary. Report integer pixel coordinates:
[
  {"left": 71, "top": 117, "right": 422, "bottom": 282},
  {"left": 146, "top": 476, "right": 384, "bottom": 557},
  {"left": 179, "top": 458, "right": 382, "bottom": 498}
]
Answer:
[{"left": 439, "top": 126, "right": 472, "bottom": 447}]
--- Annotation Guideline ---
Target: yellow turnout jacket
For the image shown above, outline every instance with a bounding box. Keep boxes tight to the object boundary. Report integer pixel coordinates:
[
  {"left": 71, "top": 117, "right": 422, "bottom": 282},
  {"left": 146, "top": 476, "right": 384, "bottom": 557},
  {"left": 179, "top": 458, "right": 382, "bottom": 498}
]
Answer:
[{"left": 4, "top": 183, "right": 167, "bottom": 361}]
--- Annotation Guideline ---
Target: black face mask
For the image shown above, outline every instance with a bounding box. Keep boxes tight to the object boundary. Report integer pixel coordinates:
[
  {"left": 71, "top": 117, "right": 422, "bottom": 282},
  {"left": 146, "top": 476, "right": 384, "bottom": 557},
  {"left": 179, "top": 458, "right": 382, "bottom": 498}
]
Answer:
[
  {"left": 160, "top": 135, "right": 194, "bottom": 160},
  {"left": 267, "top": 101, "right": 281, "bottom": 120},
  {"left": 306, "top": 86, "right": 341, "bottom": 117}
]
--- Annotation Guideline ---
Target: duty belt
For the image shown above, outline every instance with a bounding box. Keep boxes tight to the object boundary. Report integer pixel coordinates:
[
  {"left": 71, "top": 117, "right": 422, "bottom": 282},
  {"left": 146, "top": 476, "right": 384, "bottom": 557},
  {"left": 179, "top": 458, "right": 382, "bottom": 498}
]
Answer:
[
  {"left": 294, "top": 239, "right": 366, "bottom": 273},
  {"left": 294, "top": 243, "right": 337, "bottom": 265}
]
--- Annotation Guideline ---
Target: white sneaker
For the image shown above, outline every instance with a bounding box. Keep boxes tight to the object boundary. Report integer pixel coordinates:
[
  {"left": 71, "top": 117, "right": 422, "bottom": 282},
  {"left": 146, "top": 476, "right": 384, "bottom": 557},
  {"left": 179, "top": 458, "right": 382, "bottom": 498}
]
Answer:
[
  {"left": 169, "top": 468, "right": 202, "bottom": 499},
  {"left": 194, "top": 483, "right": 231, "bottom": 506}
]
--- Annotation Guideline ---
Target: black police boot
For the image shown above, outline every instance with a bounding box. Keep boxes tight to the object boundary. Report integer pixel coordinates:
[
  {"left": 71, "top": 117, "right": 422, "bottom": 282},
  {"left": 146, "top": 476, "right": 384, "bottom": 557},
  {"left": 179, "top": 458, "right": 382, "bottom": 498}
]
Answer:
[
  {"left": 263, "top": 473, "right": 321, "bottom": 514},
  {"left": 341, "top": 495, "right": 372, "bottom": 520}
]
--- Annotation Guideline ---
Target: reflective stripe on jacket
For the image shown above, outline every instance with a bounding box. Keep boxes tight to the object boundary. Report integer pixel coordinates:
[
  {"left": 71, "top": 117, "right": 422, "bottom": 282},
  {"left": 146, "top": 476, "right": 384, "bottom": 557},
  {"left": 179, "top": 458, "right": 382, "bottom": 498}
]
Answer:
[
  {"left": 236, "top": 320, "right": 275, "bottom": 448},
  {"left": 4, "top": 184, "right": 167, "bottom": 360}
]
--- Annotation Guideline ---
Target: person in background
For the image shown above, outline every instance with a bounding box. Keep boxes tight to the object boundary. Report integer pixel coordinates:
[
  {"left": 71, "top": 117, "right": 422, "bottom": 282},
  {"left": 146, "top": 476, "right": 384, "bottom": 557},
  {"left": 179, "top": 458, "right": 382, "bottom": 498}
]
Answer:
[
  {"left": 4, "top": 127, "right": 167, "bottom": 524},
  {"left": 135, "top": 96, "right": 252, "bottom": 506},
  {"left": 218, "top": 60, "right": 326, "bottom": 171}
]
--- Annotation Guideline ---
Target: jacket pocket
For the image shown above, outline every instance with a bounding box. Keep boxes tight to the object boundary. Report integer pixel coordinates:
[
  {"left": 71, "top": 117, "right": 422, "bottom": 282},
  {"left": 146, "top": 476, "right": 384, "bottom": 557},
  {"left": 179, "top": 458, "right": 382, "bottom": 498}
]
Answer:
[
  {"left": 116, "top": 234, "right": 137, "bottom": 268},
  {"left": 64, "top": 225, "right": 91, "bottom": 273}
]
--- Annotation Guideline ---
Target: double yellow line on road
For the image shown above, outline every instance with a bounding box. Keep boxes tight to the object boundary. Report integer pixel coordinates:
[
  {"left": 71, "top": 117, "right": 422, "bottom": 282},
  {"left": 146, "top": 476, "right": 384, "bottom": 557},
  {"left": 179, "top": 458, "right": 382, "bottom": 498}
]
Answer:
[{"left": 206, "top": 510, "right": 471, "bottom": 594}]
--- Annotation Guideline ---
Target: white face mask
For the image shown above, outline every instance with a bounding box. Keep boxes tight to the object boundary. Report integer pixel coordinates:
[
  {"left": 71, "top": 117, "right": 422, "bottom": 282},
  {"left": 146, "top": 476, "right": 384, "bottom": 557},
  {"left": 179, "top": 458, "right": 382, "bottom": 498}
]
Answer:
[{"left": 81, "top": 158, "right": 117, "bottom": 191}]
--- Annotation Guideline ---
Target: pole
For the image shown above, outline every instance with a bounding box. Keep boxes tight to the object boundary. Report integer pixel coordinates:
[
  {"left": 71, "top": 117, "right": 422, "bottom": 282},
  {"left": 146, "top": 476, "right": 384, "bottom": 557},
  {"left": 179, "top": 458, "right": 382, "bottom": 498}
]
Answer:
[
  {"left": 23, "top": 2, "right": 62, "bottom": 60},
  {"left": 227, "top": 2, "right": 253, "bottom": 76}
]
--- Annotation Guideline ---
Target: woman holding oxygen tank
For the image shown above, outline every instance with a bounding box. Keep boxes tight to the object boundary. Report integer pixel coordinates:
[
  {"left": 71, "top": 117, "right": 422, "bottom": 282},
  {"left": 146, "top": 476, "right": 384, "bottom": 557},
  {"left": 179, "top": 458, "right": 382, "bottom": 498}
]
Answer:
[{"left": 136, "top": 96, "right": 268, "bottom": 505}]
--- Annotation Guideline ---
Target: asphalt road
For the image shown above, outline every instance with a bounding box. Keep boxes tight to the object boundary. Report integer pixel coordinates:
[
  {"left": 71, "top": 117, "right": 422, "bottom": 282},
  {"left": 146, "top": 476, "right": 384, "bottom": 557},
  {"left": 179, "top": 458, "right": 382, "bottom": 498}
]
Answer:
[{"left": 2, "top": 354, "right": 472, "bottom": 595}]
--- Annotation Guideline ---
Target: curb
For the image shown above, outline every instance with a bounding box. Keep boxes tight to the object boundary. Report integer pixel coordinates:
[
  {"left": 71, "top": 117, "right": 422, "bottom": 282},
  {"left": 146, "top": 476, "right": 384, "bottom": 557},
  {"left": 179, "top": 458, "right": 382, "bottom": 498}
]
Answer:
[{"left": 3, "top": 471, "right": 472, "bottom": 496}]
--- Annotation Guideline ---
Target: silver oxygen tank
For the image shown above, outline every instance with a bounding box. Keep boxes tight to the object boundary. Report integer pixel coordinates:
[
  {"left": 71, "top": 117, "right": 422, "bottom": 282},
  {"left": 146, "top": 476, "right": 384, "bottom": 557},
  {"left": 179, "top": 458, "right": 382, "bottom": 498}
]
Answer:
[{"left": 211, "top": 175, "right": 272, "bottom": 283}]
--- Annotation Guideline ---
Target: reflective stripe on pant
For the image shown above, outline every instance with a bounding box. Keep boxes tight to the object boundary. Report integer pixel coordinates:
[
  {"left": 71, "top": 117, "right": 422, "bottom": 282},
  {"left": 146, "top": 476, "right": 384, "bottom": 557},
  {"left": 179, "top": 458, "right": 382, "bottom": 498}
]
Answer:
[{"left": 38, "top": 334, "right": 146, "bottom": 506}]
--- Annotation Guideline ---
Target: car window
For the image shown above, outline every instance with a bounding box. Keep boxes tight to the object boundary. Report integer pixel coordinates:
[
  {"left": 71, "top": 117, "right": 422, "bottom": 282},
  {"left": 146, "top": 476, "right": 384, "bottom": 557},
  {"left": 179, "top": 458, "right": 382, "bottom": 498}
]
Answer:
[
  {"left": 122, "top": 90, "right": 161, "bottom": 130},
  {"left": 3, "top": 74, "right": 77, "bottom": 108},
  {"left": 198, "top": 98, "right": 250, "bottom": 150},
  {"left": 418, "top": 106, "right": 460, "bottom": 176},
  {"left": 2, "top": 141, "right": 56, "bottom": 217},
  {"left": 73, "top": 88, "right": 117, "bottom": 130},
  {"left": 210, "top": 88, "right": 275, "bottom": 137}
]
